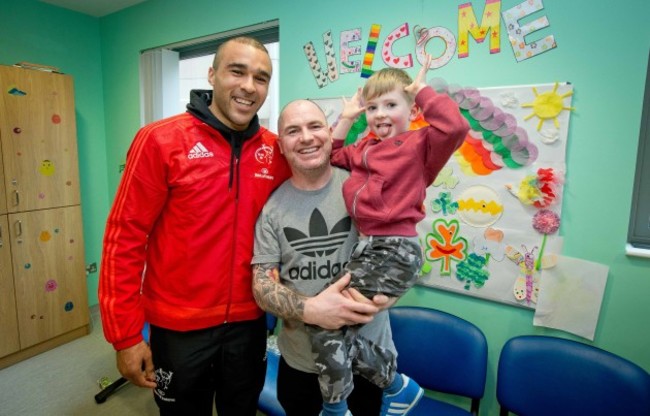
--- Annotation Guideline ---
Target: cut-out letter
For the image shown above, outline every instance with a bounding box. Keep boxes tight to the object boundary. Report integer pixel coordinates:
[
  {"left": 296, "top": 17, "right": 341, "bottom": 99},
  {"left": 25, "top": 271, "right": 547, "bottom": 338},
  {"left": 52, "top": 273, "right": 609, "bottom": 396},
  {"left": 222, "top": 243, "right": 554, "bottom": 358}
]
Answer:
[
  {"left": 381, "top": 23, "right": 413, "bottom": 69},
  {"left": 502, "top": 0, "right": 556, "bottom": 62},
  {"left": 361, "top": 24, "right": 382, "bottom": 78},
  {"left": 340, "top": 28, "right": 362, "bottom": 74},
  {"left": 458, "top": 0, "right": 502, "bottom": 58}
]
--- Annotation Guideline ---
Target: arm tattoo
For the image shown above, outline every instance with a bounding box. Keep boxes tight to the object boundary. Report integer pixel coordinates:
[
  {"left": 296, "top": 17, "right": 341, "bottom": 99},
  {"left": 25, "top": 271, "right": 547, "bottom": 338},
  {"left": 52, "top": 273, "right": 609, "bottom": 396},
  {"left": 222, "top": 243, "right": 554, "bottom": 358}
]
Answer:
[{"left": 252, "top": 263, "right": 305, "bottom": 321}]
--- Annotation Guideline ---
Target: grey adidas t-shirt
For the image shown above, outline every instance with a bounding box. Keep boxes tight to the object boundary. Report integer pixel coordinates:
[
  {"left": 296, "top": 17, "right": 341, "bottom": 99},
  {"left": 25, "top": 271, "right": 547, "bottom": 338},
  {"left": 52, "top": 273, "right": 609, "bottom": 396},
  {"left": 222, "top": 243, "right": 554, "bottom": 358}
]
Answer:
[{"left": 252, "top": 167, "right": 393, "bottom": 373}]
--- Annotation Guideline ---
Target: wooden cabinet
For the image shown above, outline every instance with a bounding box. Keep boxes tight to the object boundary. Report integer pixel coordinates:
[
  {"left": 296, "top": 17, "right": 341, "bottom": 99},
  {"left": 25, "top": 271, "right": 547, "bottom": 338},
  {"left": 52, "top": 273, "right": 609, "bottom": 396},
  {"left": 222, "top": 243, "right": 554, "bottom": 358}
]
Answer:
[{"left": 0, "top": 64, "right": 89, "bottom": 369}]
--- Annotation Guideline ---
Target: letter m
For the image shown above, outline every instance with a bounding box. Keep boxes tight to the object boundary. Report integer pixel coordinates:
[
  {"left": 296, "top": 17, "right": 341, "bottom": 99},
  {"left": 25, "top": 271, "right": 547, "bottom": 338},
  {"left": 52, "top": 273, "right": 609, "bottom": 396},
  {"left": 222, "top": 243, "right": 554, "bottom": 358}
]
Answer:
[{"left": 458, "top": 0, "right": 502, "bottom": 58}]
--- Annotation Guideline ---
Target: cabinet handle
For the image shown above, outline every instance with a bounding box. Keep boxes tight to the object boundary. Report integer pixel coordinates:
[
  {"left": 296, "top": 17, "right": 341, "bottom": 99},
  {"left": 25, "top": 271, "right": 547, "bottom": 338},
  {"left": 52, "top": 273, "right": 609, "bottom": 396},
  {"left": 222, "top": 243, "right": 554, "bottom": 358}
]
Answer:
[
  {"left": 12, "top": 190, "right": 20, "bottom": 206},
  {"left": 0, "top": 224, "right": 3, "bottom": 247},
  {"left": 14, "top": 220, "right": 22, "bottom": 237}
]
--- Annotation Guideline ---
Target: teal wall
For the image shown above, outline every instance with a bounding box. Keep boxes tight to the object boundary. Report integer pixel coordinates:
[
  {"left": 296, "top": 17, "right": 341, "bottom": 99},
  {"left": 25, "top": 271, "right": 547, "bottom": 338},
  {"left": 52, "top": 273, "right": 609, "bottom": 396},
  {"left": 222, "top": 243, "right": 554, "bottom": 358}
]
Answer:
[
  {"left": 0, "top": 0, "right": 108, "bottom": 303},
  {"left": 3, "top": 0, "right": 650, "bottom": 414}
]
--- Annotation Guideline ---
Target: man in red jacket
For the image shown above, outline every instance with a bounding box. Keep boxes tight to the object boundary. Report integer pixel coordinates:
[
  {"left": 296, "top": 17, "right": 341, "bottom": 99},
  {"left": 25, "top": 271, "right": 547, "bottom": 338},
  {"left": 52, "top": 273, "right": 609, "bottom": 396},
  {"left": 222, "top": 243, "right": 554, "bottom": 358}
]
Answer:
[{"left": 99, "top": 36, "right": 291, "bottom": 416}]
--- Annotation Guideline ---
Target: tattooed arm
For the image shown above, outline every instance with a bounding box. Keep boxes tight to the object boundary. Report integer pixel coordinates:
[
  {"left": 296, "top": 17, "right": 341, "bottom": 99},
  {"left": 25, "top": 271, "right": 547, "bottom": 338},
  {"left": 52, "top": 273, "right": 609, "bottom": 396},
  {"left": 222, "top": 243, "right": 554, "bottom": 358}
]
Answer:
[
  {"left": 252, "top": 263, "right": 380, "bottom": 330},
  {"left": 252, "top": 262, "right": 306, "bottom": 322}
]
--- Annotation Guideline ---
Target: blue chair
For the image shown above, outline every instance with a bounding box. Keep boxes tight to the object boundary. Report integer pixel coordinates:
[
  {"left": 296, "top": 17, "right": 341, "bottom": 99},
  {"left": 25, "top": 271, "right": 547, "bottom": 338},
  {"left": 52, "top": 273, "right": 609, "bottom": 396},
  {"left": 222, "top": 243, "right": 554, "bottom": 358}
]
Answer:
[
  {"left": 497, "top": 335, "right": 650, "bottom": 416},
  {"left": 389, "top": 306, "right": 488, "bottom": 416},
  {"left": 258, "top": 313, "right": 286, "bottom": 416}
]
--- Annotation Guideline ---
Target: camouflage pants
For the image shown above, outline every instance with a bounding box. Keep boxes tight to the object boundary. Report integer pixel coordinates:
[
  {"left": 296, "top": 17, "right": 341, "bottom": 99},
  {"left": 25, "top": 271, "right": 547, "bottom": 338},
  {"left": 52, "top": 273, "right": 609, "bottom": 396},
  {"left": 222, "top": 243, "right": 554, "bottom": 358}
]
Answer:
[
  {"left": 309, "top": 236, "right": 422, "bottom": 403},
  {"left": 336, "top": 235, "right": 423, "bottom": 298},
  {"left": 308, "top": 324, "right": 397, "bottom": 403}
]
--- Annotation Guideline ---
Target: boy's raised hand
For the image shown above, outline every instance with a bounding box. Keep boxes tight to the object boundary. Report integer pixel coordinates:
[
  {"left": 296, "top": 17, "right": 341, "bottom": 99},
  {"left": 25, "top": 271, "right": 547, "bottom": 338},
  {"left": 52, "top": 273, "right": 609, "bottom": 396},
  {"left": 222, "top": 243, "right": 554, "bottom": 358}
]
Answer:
[
  {"left": 331, "top": 87, "right": 366, "bottom": 140},
  {"left": 405, "top": 53, "right": 432, "bottom": 98},
  {"left": 339, "top": 87, "right": 366, "bottom": 121}
]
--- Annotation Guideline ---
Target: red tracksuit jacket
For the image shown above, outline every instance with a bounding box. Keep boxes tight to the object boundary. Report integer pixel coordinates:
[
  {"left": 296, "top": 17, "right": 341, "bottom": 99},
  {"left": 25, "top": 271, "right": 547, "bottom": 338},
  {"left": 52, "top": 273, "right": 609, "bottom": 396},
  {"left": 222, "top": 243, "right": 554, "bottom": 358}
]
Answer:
[{"left": 100, "top": 110, "right": 290, "bottom": 351}]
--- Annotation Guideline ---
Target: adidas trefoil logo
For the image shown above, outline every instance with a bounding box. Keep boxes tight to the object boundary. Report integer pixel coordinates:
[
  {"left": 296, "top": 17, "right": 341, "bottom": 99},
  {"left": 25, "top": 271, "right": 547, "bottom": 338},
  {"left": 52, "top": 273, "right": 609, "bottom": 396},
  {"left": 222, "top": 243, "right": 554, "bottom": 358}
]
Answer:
[
  {"left": 284, "top": 209, "right": 351, "bottom": 258},
  {"left": 187, "top": 142, "right": 214, "bottom": 159}
]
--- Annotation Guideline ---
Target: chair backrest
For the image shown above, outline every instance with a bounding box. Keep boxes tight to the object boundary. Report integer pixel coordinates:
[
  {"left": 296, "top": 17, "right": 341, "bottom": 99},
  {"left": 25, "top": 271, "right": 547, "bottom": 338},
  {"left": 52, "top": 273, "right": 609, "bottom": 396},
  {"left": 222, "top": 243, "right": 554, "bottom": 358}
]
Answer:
[
  {"left": 266, "top": 312, "right": 278, "bottom": 334},
  {"left": 497, "top": 335, "right": 650, "bottom": 416},
  {"left": 388, "top": 306, "right": 488, "bottom": 401},
  {"left": 258, "top": 312, "right": 285, "bottom": 416}
]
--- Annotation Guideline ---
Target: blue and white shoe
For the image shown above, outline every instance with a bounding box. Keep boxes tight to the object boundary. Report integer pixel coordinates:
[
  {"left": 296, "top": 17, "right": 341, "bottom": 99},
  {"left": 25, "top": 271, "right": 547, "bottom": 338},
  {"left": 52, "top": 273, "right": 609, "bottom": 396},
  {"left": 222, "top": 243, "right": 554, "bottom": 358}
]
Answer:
[
  {"left": 380, "top": 374, "right": 424, "bottom": 415},
  {"left": 318, "top": 411, "right": 352, "bottom": 416}
]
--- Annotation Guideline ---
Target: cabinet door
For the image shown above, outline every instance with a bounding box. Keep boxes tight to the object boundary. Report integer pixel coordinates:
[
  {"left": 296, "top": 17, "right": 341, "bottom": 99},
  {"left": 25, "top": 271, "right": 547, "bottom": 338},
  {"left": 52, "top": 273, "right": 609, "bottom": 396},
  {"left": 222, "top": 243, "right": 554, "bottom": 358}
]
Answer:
[
  {"left": 0, "top": 142, "right": 6, "bottom": 215},
  {"left": 0, "top": 66, "right": 80, "bottom": 213},
  {"left": 0, "top": 214, "right": 20, "bottom": 357},
  {"left": 9, "top": 206, "right": 88, "bottom": 349}
]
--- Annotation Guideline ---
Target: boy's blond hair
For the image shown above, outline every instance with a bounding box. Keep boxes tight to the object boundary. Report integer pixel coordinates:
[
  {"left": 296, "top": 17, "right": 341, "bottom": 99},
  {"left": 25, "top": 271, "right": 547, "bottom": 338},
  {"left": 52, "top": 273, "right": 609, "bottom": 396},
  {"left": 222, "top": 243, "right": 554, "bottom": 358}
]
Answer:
[{"left": 362, "top": 68, "right": 414, "bottom": 103}]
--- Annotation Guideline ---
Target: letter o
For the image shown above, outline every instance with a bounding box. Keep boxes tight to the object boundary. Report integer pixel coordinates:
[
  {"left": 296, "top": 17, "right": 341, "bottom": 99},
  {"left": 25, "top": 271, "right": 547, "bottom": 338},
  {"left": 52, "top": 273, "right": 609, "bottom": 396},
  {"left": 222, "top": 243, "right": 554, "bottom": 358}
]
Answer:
[{"left": 415, "top": 27, "right": 457, "bottom": 69}]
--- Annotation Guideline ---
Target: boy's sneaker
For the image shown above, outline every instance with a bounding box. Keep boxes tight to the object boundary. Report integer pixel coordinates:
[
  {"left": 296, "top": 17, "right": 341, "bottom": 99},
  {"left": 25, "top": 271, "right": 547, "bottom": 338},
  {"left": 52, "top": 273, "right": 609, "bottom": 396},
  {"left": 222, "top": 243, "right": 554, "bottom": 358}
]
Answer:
[
  {"left": 380, "top": 374, "right": 424, "bottom": 415},
  {"left": 319, "top": 411, "right": 352, "bottom": 416}
]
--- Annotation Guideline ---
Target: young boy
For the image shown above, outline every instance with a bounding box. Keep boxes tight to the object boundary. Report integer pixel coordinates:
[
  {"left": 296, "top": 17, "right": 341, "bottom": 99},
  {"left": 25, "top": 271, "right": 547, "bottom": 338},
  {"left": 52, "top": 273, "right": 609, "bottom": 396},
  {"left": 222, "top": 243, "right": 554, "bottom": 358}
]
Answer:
[{"left": 309, "top": 55, "right": 470, "bottom": 416}]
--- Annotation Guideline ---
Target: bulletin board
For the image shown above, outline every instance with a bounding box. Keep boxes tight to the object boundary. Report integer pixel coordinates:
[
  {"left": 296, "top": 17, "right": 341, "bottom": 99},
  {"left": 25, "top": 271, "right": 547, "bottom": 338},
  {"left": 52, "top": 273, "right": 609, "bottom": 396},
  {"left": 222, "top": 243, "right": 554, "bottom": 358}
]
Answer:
[{"left": 314, "top": 81, "right": 574, "bottom": 309}]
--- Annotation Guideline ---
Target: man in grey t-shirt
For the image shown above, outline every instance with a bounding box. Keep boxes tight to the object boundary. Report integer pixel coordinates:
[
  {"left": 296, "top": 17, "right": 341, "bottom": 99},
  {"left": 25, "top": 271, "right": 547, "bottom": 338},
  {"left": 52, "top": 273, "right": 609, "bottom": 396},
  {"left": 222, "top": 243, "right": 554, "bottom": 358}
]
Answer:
[{"left": 251, "top": 99, "right": 394, "bottom": 416}]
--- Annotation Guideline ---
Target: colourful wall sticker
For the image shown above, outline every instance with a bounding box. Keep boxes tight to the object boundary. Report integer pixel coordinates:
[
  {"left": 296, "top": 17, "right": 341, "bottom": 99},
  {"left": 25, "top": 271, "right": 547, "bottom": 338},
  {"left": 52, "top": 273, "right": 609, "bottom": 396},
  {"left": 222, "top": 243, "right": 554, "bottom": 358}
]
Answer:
[
  {"left": 39, "top": 230, "right": 52, "bottom": 242},
  {"left": 39, "top": 160, "right": 55, "bottom": 176},
  {"left": 45, "top": 279, "right": 58, "bottom": 292},
  {"left": 7, "top": 86, "right": 26, "bottom": 96}
]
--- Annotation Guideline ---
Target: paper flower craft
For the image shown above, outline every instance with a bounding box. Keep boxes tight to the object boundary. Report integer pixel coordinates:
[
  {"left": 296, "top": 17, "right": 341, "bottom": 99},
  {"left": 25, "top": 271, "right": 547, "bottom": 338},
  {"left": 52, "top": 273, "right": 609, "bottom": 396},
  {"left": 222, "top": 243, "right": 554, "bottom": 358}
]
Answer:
[
  {"left": 506, "top": 167, "right": 563, "bottom": 208},
  {"left": 532, "top": 209, "right": 561, "bottom": 270}
]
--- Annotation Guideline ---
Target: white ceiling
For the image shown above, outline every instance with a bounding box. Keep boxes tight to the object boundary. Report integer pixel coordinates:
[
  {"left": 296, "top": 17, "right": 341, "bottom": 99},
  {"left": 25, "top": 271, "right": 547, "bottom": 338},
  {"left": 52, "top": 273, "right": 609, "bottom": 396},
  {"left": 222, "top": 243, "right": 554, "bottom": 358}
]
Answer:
[{"left": 39, "top": 0, "right": 148, "bottom": 17}]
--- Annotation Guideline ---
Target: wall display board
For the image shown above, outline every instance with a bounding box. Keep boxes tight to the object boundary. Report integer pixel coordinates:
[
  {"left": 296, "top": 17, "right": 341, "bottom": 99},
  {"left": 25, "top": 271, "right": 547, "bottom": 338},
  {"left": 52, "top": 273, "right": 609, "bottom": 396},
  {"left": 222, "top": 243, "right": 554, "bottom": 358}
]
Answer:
[{"left": 314, "top": 81, "right": 573, "bottom": 309}]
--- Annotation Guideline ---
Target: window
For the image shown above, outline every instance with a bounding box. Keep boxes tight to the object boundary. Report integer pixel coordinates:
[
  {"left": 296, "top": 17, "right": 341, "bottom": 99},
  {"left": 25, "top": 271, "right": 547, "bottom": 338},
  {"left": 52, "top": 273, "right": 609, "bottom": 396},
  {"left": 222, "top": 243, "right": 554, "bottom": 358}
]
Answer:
[
  {"left": 140, "top": 20, "right": 279, "bottom": 130},
  {"left": 627, "top": 49, "right": 650, "bottom": 257}
]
